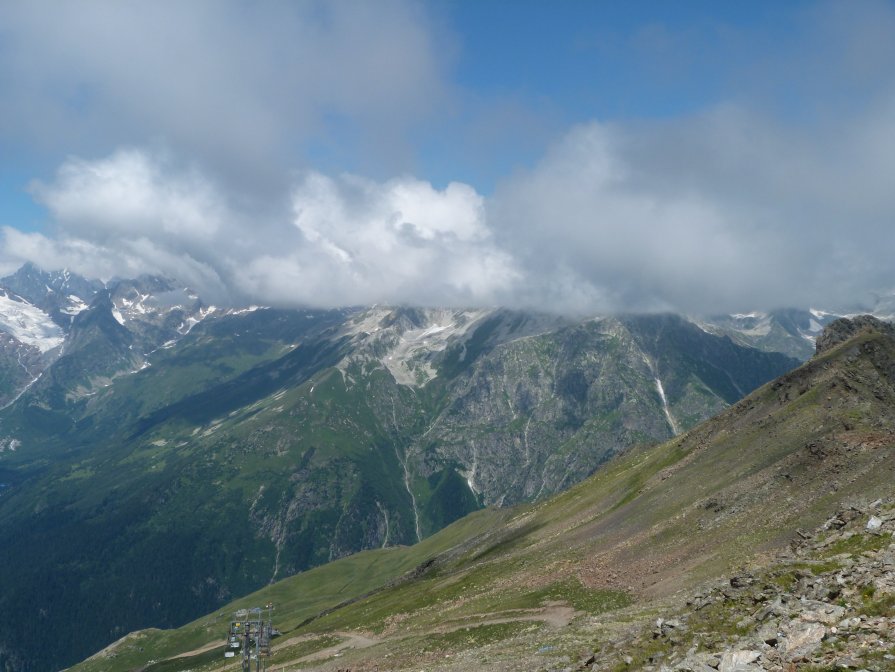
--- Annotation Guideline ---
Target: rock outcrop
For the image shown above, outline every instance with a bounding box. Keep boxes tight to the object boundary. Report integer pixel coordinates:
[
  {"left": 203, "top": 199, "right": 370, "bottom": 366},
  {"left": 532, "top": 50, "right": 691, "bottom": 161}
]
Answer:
[
  {"left": 573, "top": 499, "right": 895, "bottom": 671},
  {"left": 816, "top": 315, "right": 895, "bottom": 355}
]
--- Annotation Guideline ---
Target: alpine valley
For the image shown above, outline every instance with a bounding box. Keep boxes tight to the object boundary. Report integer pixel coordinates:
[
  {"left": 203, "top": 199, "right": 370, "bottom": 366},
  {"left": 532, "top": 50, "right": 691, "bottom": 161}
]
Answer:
[
  {"left": 0, "top": 264, "right": 889, "bottom": 672},
  {"left": 67, "top": 313, "right": 895, "bottom": 672}
]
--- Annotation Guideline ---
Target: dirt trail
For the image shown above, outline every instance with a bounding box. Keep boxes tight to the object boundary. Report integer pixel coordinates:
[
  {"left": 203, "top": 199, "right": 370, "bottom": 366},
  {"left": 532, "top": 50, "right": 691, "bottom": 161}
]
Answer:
[
  {"left": 301, "top": 632, "right": 380, "bottom": 661},
  {"left": 173, "top": 604, "right": 577, "bottom": 670},
  {"left": 277, "top": 604, "right": 578, "bottom": 669},
  {"left": 433, "top": 604, "right": 578, "bottom": 633},
  {"left": 273, "top": 631, "right": 381, "bottom": 668},
  {"left": 267, "top": 633, "right": 322, "bottom": 650},
  {"left": 170, "top": 639, "right": 225, "bottom": 659}
]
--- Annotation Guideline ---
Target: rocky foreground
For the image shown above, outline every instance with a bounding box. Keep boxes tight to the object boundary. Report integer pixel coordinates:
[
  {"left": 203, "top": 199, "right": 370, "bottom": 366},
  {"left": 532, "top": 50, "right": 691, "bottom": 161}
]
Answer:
[{"left": 559, "top": 499, "right": 895, "bottom": 672}]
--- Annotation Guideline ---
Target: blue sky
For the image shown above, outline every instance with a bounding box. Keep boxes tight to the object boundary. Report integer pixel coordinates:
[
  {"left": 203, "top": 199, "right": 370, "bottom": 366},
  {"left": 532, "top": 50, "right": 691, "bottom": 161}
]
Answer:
[
  {"left": 0, "top": 1, "right": 894, "bottom": 313},
  {"left": 317, "top": 1, "right": 818, "bottom": 189},
  {"left": 0, "top": 1, "right": 819, "bottom": 207}
]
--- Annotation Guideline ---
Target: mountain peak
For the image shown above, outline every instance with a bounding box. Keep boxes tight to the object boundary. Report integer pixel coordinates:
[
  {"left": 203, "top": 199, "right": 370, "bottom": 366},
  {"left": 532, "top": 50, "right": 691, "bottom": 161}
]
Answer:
[
  {"left": 0, "top": 263, "right": 104, "bottom": 324},
  {"left": 815, "top": 314, "right": 895, "bottom": 355}
]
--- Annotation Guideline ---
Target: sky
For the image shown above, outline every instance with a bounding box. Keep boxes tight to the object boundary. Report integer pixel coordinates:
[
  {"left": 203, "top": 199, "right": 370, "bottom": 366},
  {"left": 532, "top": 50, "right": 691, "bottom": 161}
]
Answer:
[{"left": 1, "top": 0, "right": 894, "bottom": 314}]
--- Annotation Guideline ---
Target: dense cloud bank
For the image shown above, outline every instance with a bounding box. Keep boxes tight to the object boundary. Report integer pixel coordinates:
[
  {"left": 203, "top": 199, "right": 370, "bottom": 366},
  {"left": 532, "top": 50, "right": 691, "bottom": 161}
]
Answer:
[
  {"left": 1, "top": 1, "right": 895, "bottom": 313},
  {"left": 7, "top": 104, "right": 895, "bottom": 314},
  {"left": 0, "top": 0, "right": 445, "bottom": 181}
]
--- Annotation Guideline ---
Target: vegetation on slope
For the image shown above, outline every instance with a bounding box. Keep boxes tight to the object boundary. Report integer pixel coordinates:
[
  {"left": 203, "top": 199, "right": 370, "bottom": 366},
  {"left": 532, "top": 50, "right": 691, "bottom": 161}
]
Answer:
[
  {"left": 0, "top": 308, "right": 797, "bottom": 672},
  {"left": 70, "top": 317, "right": 895, "bottom": 672}
]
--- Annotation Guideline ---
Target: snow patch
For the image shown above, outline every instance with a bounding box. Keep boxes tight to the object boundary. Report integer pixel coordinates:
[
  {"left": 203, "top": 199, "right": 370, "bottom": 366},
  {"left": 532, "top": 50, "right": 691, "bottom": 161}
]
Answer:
[
  {"left": 229, "top": 306, "right": 262, "bottom": 315},
  {"left": 0, "top": 438, "right": 21, "bottom": 453},
  {"left": 60, "top": 295, "right": 89, "bottom": 315},
  {"left": 692, "top": 320, "right": 719, "bottom": 335},
  {"left": 655, "top": 376, "right": 681, "bottom": 436},
  {"left": 461, "top": 441, "right": 480, "bottom": 496},
  {"left": 177, "top": 305, "right": 217, "bottom": 335},
  {"left": 0, "top": 293, "right": 64, "bottom": 352},
  {"left": 341, "top": 307, "right": 491, "bottom": 387}
]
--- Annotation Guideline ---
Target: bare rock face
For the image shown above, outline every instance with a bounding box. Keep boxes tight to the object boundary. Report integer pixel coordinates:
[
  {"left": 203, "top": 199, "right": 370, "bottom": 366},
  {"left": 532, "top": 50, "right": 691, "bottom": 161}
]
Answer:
[
  {"left": 815, "top": 315, "right": 895, "bottom": 355},
  {"left": 718, "top": 649, "right": 761, "bottom": 671},
  {"left": 782, "top": 621, "right": 826, "bottom": 659}
]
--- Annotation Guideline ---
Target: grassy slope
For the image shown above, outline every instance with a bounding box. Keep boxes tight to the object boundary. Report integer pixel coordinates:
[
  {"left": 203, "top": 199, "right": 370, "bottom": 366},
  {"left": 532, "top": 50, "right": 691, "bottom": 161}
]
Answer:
[
  {"left": 72, "top": 324, "right": 895, "bottom": 672},
  {"left": 73, "top": 507, "right": 515, "bottom": 672}
]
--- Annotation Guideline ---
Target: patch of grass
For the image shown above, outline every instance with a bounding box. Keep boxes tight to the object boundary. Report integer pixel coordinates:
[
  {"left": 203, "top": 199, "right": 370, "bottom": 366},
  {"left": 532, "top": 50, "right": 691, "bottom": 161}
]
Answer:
[
  {"left": 268, "top": 634, "right": 340, "bottom": 663},
  {"left": 786, "top": 560, "right": 844, "bottom": 576},
  {"left": 821, "top": 532, "right": 892, "bottom": 558},
  {"left": 804, "top": 559, "right": 844, "bottom": 575},
  {"left": 141, "top": 646, "right": 227, "bottom": 672},
  {"left": 62, "top": 465, "right": 96, "bottom": 481},
  {"left": 72, "top": 508, "right": 512, "bottom": 672},
  {"left": 862, "top": 592, "right": 895, "bottom": 618},
  {"left": 686, "top": 596, "right": 756, "bottom": 643},
  {"left": 609, "top": 439, "right": 690, "bottom": 512},
  {"left": 860, "top": 642, "right": 895, "bottom": 670},
  {"left": 770, "top": 569, "right": 800, "bottom": 590}
]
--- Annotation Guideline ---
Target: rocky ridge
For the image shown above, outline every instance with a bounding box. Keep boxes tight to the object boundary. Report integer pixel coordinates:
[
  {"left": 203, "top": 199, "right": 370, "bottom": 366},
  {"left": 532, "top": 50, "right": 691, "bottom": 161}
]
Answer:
[
  {"left": 560, "top": 500, "right": 895, "bottom": 672},
  {"left": 57, "top": 317, "right": 895, "bottom": 672},
  {"left": 815, "top": 315, "right": 895, "bottom": 356}
]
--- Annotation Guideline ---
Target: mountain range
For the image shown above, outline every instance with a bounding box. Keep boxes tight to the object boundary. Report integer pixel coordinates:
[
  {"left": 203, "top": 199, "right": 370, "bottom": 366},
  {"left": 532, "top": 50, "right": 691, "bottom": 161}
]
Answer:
[
  {"left": 0, "top": 264, "right": 890, "bottom": 671},
  {"left": 63, "top": 314, "right": 895, "bottom": 672}
]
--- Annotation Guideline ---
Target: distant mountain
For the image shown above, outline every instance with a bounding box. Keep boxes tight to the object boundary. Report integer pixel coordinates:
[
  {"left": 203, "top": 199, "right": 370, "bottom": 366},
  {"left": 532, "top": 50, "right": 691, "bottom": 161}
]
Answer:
[
  {"left": 0, "top": 264, "right": 807, "bottom": 672},
  {"left": 0, "top": 289, "right": 61, "bottom": 405},
  {"left": 696, "top": 308, "right": 841, "bottom": 360},
  {"left": 69, "top": 316, "right": 895, "bottom": 672},
  {"left": 1, "top": 262, "right": 102, "bottom": 328},
  {"left": 106, "top": 274, "right": 213, "bottom": 350},
  {"left": 698, "top": 294, "right": 895, "bottom": 361},
  {"left": 0, "top": 267, "right": 221, "bottom": 409},
  {"left": 400, "top": 310, "right": 798, "bottom": 509}
]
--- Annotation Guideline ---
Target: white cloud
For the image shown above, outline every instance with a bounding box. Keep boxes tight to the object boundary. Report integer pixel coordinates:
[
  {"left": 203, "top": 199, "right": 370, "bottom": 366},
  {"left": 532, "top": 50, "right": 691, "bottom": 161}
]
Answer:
[
  {"left": 237, "top": 172, "right": 519, "bottom": 307},
  {"left": 490, "top": 100, "right": 895, "bottom": 313},
  {"left": 0, "top": 0, "right": 447, "bottom": 177},
  {"left": 490, "top": 120, "right": 781, "bottom": 313},
  {"left": 31, "top": 150, "right": 223, "bottom": 242},
  {"left": 3, "top": 1, "right": 895, "bottom": 315},
  {"left": 7, "top": 149, "right": 519, "bottom": 308},
  {"left": 1, "top": 226, "right": 229, "bottom": 301},
  {"left": 8, "top": 100, "right": 895, "bottom": 315}
]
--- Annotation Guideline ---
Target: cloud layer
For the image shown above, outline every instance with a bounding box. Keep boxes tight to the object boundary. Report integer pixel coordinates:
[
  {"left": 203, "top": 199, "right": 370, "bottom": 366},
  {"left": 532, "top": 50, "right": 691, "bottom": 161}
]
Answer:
[
  {"left": 0, "top": 0, "right": 446, "bottom": 179},
  {"left": 2, "top": 1, "right": 895, "bottom": 314},
  {"left": 8, "top": 96, "right": 895, "bottom": 315},
  {"left": 7, "top": 149, "right": 519, "bottom": 307},
  {"left": 492, "top": 100, "right": 895, "bottom": 313}
]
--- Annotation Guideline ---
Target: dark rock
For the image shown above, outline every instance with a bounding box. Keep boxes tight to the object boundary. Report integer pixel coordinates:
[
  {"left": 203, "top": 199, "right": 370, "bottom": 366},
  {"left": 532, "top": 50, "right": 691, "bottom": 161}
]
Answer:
[
  {"left": 815, "top": 316, "right": 895, "bottom": 355},
  {"left": 730, "top": 575, "right": 754, "bottom": 589}
]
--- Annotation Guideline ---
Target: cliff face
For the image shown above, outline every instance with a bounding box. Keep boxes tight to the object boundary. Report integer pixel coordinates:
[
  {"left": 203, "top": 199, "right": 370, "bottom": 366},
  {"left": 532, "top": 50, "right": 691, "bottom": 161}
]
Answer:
[{"left": 404, "top": 313, "right": 796, "bottom": 510}]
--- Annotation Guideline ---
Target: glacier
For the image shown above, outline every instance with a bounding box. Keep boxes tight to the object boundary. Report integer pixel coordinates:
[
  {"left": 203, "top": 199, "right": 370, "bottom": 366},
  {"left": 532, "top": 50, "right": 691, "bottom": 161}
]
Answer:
[{"left": 0, "top": 292, "right": 64, "bottom": 353}]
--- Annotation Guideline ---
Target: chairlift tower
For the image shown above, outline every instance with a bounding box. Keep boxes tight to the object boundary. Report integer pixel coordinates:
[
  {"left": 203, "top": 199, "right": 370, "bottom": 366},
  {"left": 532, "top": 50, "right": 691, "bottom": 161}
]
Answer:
[{"left": 226, "top": 604, "right": 274, "bottom": 672}]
